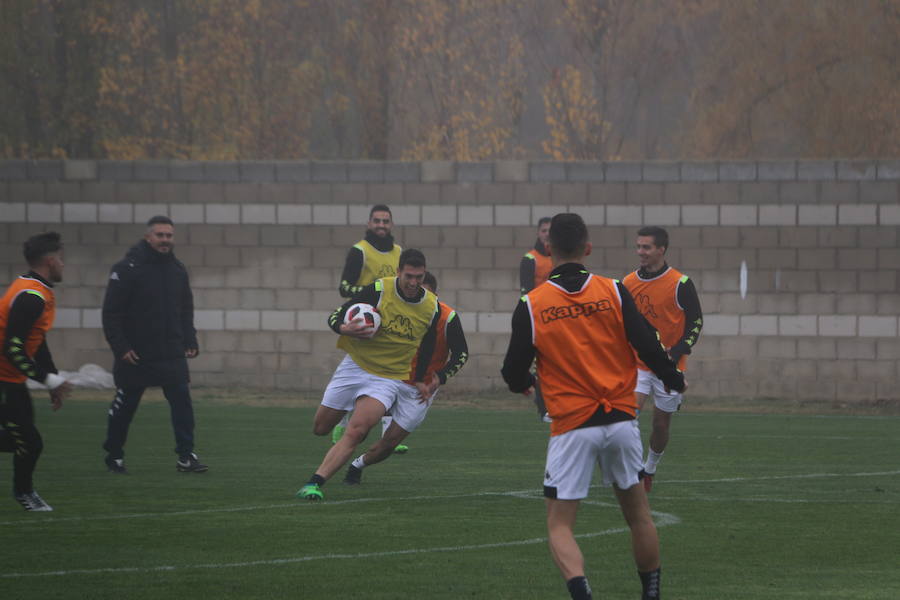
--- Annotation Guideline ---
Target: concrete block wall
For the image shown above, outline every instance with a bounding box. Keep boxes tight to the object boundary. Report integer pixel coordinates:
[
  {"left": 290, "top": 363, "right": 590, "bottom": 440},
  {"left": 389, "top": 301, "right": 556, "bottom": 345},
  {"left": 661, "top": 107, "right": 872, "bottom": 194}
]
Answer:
[{"left": 1, "top": 159, "right": 898, "bottom": 403}]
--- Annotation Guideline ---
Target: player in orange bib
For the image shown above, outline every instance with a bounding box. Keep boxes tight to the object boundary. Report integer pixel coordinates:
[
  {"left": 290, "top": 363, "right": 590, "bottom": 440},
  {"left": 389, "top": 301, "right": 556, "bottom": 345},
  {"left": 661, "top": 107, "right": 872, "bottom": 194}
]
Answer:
[
  {"left": 342, "top": 271, "right": 468, "bottom": 485},
  {"left": 0, "top": 232, "right": 72, "bottom": 511},
  {"left": 519, "top": 217, "right": 552, "bottom": 422},
  {"left": 623, "top": 226, "right": 703, "bottom": 492},
  {"left": 502, "top": 214, "right": 685, "bottom": 600}
]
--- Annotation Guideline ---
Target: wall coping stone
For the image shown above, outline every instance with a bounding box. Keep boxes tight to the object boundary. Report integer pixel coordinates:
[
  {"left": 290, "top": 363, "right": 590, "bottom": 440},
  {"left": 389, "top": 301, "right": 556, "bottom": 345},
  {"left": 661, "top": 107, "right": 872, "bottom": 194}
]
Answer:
[{"left": 1, "top": 159, "right": 896, "bottom": 184}]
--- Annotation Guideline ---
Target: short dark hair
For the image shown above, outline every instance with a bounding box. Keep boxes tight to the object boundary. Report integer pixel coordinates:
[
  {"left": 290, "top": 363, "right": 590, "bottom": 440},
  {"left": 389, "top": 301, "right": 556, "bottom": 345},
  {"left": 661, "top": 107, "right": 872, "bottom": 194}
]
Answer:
[
  {"left": 398, "top": 248, "right": 426, "bottom": 270},
  {"left": 637, "top": 226, "right": 669, "bottom": 251},
  {"left": 146, "top": 215, "right": 174, "bottom": 228},
  {"left": 537, "top": 217, "right": 552, "bottom": 227},
  {"left": 549, "top": 213, "right": 588, "bottom": 260},
  {"left": 23, "top": 231, "right": 63, "bottom": 267},
  {"left": 369, "top": 204, "right": 392, "bottom": 219},
  {"left": 423, "top": 271, "right": 438, "bottom": 293}
]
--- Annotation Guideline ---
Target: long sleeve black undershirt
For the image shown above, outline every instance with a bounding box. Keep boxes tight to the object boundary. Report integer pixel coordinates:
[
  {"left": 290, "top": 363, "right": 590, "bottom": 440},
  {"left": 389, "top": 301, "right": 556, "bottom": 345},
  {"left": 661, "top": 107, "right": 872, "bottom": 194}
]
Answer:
[
  {"left": 3, "top": 274, "right": 58, "bottom": 383},
  {"left": 339, "top": 247, "right": 365, "bottom": 298},
  {"left": 328, "top": 280, "right": 441, "bottom": 383},
  {"left": 435, "top": 313, "right": 468, "bottom": 384},
  {"left": 671, "top": 277, "right": 703, "bottom": 364},
  {"left": 501, "top": 263, "right": 685, "bottom": 395}
]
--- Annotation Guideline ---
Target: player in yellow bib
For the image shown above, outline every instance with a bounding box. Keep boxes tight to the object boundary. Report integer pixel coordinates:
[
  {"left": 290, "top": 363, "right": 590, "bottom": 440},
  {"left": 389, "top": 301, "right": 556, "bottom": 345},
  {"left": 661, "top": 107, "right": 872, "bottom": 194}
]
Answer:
[
  {"left": 297, "top": 249, "right": 442, "bottom": 501},
  {"left": 338, "top": 204, "right": 402, "bottom": 298},
  {"left": 334, "top": 204, "right": 409, "bottom": 450},
  {"left": 343, "top": 272, "right": 469, "bottom": 485}
]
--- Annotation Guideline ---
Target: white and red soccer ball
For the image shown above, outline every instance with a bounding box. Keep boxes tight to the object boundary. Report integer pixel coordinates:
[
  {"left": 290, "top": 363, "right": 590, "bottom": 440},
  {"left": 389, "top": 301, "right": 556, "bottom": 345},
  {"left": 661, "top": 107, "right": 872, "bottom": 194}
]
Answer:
[{"left": 344, "top": 303, "right": 381, "bottom": 338}]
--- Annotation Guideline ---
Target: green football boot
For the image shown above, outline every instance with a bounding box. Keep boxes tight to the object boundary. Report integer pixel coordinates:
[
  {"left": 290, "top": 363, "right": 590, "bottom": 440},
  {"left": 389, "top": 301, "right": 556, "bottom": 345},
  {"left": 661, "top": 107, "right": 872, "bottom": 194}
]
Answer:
[
  {"left": 393, "top": 444, "right": 409, "bottom": 454},
  {"left": 297, "top": 483, "right": 324, "bottom": 501},
  {"left": 331, "top": 424, "right": 346, "bottom": 445}
]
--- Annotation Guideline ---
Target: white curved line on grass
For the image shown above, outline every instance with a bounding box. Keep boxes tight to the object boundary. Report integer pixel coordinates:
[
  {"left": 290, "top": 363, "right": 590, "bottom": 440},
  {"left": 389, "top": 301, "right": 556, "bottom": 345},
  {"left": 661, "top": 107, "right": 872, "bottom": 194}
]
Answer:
[
  {"left": 1, "top": 491, "right": 680, "bottom": 579},
  {"left": 2, "top": 469, "right": 897, "bottom": 529}
]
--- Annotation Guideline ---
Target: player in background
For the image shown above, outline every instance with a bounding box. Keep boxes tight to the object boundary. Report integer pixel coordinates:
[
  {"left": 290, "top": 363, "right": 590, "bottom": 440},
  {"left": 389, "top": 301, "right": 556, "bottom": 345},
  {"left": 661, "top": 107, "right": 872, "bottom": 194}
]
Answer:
[
  {"left": 297, "top": 249, "right": 441, "bottom": 501},
  {"left": 333, "top": 204, "right": 409, "bottom": 451},
  {"left": 623, "top": 226, "right": 703, "bottom": 491},
  {"left": 0, "top": 232, "right": 72, "bottom": 511},
  {"left": 343, "top": 271, "right": 468, "bottom": 484},
  {"left": 502, "top": 213, "right": 685, "bottom": 600},
  {"left": 519, "top": 217, "right": 552, "bottom": 422}
]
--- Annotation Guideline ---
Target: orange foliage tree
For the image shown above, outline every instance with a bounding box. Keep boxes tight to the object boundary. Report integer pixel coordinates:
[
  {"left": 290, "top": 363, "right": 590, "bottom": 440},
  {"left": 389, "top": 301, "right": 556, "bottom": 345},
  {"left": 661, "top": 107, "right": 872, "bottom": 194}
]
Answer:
[
  {"left": 1, "top": 0, "right": 898, "bottom": 160},
  {"left": 390, "top": 0, "right": 527, "bottom": 160}
]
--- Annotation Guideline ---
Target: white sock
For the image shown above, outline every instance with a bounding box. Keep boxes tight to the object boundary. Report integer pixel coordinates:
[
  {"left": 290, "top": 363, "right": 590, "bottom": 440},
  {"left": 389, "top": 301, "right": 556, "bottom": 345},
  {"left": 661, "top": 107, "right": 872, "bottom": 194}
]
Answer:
[
  {"left": 338, "top": 414, "right": 350, "bottom": 427},
  {"left": 351, "top": 455, "right": 367, "bottom": 469},
  {"left": 644, "top": 449, "right": 664, "bottom": 474},
  {"left": 381, "top": 416, "right": 393, "bottom": 437}
]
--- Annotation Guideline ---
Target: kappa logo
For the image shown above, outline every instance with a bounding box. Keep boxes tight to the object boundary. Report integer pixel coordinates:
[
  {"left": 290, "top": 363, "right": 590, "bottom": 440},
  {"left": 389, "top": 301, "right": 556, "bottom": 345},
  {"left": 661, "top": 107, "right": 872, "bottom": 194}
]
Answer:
[
  {"left": 376, "top": 264, "right": 396, "bottom": 278},
  {"left": 539, "top": 299, "right": 612, "bottom": 323},
  {"left": 380, "top": 314, "right": 416, "bottom": 341},
  {"left": 109, "top": 272, "right": 120, "bottom": 281},
  {"left": 635, "top": 293, "right": 658, "bottom": 319}
]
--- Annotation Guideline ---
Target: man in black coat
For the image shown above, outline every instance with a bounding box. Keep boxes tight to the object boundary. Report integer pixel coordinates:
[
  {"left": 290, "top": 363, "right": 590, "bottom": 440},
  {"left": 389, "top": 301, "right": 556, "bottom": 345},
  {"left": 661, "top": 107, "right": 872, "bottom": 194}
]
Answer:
[{"left": 101, "top": 215, "right": 207, "bottom": 474}]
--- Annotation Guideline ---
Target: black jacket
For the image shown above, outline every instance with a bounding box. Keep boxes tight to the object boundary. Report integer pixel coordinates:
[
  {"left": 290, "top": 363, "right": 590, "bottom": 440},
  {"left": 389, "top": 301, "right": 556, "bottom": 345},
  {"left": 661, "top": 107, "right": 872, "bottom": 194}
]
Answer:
[{"left": 102, "top": 240, "right": 198, "bottom": 388}]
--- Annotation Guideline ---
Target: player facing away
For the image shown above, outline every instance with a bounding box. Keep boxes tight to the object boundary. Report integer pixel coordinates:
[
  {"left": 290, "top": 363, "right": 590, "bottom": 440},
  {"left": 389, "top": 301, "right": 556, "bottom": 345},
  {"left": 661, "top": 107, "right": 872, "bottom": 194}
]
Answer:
[
  {"left": 297, "top": 249, "right": 442, "bottom": 501},
  {"left": 502, "top": 213, "right": 686, "bottom": 600},
  {"left": 0, "top": 232, "right": 73, "bottom": 511},
  {"left": 334, "top": 204, "right": 409, "bottom": 452},
  {"left": 623, "top": 226, "right": 703, "bottom": 491},
  {"left": 343, "top": 271, "right": 468, "bottom": 485},
  {"left": 519, "top": 217, "right": 553, "bottom": 422}
]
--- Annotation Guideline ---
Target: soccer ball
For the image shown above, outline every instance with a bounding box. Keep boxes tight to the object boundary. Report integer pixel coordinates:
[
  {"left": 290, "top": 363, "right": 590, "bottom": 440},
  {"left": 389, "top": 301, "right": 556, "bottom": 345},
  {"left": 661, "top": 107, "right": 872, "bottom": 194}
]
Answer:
[{"left": 344, "top": 303, "right": 381, "bottom": 337}]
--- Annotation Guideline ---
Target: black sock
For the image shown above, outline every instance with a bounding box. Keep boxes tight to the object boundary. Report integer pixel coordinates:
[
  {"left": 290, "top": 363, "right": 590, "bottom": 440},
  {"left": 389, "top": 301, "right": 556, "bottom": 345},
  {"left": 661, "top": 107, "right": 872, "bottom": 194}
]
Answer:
[
  {"left": 639, "top": 567, "right": 661, "bottom": 599},
  {"left": 566, "top": 576, "right": 593, "bottom": 600},
  {"left": 308, "top": 474, "right": 326, "bottom": 486}
]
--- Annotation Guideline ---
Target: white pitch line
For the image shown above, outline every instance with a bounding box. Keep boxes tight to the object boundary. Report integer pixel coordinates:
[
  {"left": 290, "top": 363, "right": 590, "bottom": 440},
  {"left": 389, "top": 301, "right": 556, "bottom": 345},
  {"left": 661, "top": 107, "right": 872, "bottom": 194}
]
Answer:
[
  {"left": 0, "top": 491, "right": 510, "bottom": 528},
  {"left": 2, "top": 469, "right": 896, "bottom": 528},
  {"left": 662, "top": 469, "right": 900, "bottom": 485},
  {"left": 0, "top": 495, "right": 681, "bottom": 579}
]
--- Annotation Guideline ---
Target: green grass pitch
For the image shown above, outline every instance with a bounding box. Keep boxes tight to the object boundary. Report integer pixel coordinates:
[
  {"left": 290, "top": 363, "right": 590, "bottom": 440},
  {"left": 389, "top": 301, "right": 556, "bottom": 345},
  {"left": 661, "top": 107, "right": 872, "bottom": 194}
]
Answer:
[{"left": 2, "top": 393, "right": 898, "bottom": 599}]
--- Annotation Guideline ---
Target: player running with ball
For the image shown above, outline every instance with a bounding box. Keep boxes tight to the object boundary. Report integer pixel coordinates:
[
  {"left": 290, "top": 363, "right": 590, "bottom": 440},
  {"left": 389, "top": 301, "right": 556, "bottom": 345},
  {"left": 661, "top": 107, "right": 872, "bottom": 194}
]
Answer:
[{"left": 297, "top": 249, "right": 454, "bottom": 501}]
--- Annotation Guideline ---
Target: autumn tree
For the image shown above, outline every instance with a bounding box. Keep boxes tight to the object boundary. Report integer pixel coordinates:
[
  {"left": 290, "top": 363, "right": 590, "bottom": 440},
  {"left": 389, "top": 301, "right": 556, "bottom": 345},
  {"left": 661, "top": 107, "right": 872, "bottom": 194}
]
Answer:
[
  {"left": 0, "top": 0, "right": 106, "bottom": 158},
  {"left": 390, "top": 0, "right": 527, "bottom": 160},
  {"left": 682, "top": 0, "right": 900, "bottom": 158}
]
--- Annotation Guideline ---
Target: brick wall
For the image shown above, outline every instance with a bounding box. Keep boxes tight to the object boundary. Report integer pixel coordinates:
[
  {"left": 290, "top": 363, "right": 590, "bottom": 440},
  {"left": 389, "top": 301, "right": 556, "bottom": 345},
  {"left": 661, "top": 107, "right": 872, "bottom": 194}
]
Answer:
[{"left": 1, "top": 159, "right": 898, "bottom": 403}]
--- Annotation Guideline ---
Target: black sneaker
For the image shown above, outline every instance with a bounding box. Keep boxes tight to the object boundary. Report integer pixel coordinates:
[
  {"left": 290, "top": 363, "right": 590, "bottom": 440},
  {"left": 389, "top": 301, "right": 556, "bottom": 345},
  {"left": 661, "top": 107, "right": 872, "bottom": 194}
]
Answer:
[
  {"left": 105, "top": 456, "right": 128, "bottom": 474},
  {"left": 176, "top": 453, "right": 208, "bottom": 473},
  {"left": 15, "top": 490, "right": 53, "bottom": 512},
  {"left": 343, "top": 465, "right": 363, "bottom": 485}
]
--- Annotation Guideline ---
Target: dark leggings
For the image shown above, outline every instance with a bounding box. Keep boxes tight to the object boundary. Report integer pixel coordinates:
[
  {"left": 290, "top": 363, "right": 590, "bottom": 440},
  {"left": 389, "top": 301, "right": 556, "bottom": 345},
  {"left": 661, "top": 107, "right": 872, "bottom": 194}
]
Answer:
[
  {"left": 103, "top": 382, "right": 195, "bottom": 459},
  {"left": 0, "top": 382, "right": 44, "bottom": 494}
]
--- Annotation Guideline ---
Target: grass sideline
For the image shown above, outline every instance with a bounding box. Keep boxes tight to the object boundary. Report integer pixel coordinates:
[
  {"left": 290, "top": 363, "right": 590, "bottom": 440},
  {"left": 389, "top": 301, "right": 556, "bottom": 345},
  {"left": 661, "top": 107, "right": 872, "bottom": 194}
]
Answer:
[{"left": 1, "top": 392, "right": 898, "bottom": 599}]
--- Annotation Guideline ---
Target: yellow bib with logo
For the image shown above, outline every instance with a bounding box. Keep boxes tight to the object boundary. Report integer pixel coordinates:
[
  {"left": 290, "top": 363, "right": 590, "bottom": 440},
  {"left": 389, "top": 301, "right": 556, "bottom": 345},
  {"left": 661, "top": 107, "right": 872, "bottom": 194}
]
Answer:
[
  {"left": 354, "top": 240, "right": 402, "bottom": 287},
  {"left": 338, "top": 277, "right": 438, "bottom": 379}
]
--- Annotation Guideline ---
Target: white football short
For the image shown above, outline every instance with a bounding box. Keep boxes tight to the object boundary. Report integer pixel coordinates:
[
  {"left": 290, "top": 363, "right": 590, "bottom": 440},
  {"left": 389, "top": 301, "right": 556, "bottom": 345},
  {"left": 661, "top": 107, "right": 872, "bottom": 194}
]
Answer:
[
  {"left": 321, "top": 354, "right": 403, "bottom": 413},
  {"left": 543, "top": 420, "right": 643, "bottom": 500},
  {"left": 634, "top": 368, "right": 683, "bottom": 413},
  {"left": 390, "top": 383, "right": 435, "bottom": 433}
]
